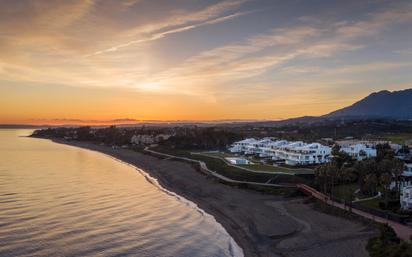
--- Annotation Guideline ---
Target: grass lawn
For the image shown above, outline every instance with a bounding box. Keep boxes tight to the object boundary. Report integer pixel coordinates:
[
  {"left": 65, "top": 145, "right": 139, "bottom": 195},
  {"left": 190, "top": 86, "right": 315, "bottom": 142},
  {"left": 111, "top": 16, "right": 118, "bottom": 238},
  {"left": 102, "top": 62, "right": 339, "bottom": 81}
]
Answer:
[
  {"left": 381, "top": 133, "right": 412, "bottom": 144},
  {"left": 150, "top": 147, "right": 275, "bottom": 183},
  {"left": 239, "top": 164, "right": 314, "bottom": 175},
  {"left": 332, "top": 183, "right": 359, "bottom": 201},
  {"left": 201, "top": 152, "right": 314, "bottom": 175},
  {"left": 149, "top": 147, "right": 309, "bottom": 184},
  {"left": 201, "top": 152, "right": 238, "bottom": 158},
  {"left": 358, "top": 197, "right": 381, "bottom": 209}
]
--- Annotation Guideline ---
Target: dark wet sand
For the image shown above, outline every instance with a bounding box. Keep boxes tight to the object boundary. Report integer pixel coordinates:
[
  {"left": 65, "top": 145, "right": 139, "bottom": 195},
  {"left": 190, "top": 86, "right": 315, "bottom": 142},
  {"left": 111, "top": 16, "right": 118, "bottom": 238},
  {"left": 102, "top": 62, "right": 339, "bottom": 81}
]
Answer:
[{"left": 45, "top": 139, "right": 376, "bottom": 257}]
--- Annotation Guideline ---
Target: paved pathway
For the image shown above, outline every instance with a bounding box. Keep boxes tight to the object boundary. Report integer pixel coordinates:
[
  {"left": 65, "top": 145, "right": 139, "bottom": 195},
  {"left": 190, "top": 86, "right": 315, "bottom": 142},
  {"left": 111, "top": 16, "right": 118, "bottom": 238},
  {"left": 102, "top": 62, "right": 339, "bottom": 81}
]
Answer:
[
  {"left": 297, "top": 184, "right": 412, "bottom": 241},
  {"left": 145, "top": 147, "right": 412, "bottom": 241},
  {"left": 144, "top": 147, "right": 295, "bottom": 188},
  {"left": 353, "top": 192, "right": 381, "bottom": 203}
]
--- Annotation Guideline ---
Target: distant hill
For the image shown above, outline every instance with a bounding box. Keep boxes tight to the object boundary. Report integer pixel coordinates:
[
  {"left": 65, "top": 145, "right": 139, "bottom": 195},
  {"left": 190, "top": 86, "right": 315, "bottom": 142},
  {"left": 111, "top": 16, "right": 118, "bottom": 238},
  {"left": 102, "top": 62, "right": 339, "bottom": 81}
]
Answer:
[
  {"left": 245, "top": 88, "right": 412, "bottom": 127},
  {"left": 325, "top": 89, "right": 412, "bottom": 119}
]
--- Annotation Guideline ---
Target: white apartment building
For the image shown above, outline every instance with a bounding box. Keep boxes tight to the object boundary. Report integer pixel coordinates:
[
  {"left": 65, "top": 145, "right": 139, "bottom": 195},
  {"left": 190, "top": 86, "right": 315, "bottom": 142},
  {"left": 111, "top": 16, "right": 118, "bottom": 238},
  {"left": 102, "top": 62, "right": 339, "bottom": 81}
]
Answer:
[
  {"left": 338, "top": 143, "right": 377, "bottom": 161},
  {"left": 405, "top": 163, "right": 412, "bottom": 174},
  {"left": 401, "top": 186, "right": 412, "bottom": 210},
  {"left": 394, "top": 164, "right": 412, "bottom": 210},
  {"left": 225, "top": 157, "right": 250, "bottom": 165},
  {"left": 229, "top": 138, "right": 331, "bottom": 166},
  {"left": 229, "top": 138, "right": 259, "bottom": 153},
  {"left": 335, "top": 139, "right": 405, "bottom": 161},
  {"left": 391, "top": 163, "right": 412, "bottom": 192},
  {"left": 282, "top": 143, "right": 331, "bottom": 166}
]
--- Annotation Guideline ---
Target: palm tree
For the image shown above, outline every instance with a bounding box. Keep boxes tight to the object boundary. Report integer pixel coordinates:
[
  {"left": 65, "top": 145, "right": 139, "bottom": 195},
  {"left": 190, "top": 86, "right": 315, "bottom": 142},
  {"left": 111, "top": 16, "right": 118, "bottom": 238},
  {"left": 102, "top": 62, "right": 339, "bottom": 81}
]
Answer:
[
  {"left": 364, "top": 173, "right": 378, "bottom": 196},
  {"left": 380, "top": 172, "right": 392, "bottom": 209},
  {"left": 315, "top": 165, "right": 329, "bottom": 194},
  {"left": 390, "top": 159, "right": 405, "bottom": 198}
]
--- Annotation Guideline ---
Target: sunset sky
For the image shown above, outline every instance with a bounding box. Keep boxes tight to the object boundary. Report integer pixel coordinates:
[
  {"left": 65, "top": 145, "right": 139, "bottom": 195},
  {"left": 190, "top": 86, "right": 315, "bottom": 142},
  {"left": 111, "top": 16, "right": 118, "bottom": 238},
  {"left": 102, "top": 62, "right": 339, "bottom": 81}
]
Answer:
[{"left": 1, "top": 0, "right": 412, "bottom": 125}]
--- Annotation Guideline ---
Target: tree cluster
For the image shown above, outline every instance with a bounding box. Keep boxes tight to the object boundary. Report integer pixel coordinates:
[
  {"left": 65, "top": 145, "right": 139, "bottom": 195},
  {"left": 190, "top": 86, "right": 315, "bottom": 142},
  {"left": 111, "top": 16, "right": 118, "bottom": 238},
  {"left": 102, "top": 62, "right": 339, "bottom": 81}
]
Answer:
[
  {"left": 367, "top": 224, "right": 412, "bottom": 257},
  {"left": 315, "top": 144, "right": 405, "bottom": 210}
]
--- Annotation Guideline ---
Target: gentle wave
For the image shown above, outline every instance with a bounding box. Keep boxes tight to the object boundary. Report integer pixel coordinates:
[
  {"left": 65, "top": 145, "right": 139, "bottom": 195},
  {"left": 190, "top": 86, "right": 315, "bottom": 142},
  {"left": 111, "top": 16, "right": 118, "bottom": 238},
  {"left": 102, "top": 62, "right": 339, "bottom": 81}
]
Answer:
[
  {"left": 0, "top": 129, "right": 243, "bottom": 257},
  {"left": 81, "top": 147, "right": 244, "bottom": 257}
]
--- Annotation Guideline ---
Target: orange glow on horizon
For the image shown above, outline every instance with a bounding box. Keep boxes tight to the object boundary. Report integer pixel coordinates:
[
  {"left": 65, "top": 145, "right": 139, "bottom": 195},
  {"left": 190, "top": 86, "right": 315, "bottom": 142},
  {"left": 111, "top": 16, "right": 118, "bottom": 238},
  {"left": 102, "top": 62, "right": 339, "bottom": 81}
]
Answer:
[{"left": 1, "top": 1, "right": 411, "bottom": 125}]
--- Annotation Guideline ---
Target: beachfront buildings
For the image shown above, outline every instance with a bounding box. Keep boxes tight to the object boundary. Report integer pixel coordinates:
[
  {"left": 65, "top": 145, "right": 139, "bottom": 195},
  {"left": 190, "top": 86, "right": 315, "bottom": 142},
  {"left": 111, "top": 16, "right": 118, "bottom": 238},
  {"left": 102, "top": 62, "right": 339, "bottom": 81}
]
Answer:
[
  {"left": 225, "top": 157, "right": 250, "bottom": 165},
  {"left": 396, "top": 163, "right": 412, "bottom": 210},
  {"left": 401, "top": 186, "right": 412, "bottom": 210},
  {"left": 392, "top": 163, "right": 412, "bottom": 191},
  {"left": 229, "top": 138, "right": 331, "bottom": 166},
  {"left": 228, "top": 138, "right": 273, "bottom": 156},
  {"left": 275, "top": 142, "right": 331, "bottom": 166},
  {"left": 405, "top": 163, "right": 412, "bottom": 173},
  {"left": 336, "top": 140, "right": 377, "bottom": 161}
]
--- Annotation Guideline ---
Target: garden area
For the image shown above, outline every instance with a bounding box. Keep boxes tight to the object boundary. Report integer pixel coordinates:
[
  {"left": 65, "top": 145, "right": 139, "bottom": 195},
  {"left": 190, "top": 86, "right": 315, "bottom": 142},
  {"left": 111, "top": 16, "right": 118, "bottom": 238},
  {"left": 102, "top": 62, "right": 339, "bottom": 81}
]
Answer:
[
  {"left": 200, "top": 151, "right": 315, "bottom": 175},
  {"left": 148, "top": 146, "right": 308, "bottom": 185},
  {"left": 315, "top": 144, "right": 412, "bottom": 222}
]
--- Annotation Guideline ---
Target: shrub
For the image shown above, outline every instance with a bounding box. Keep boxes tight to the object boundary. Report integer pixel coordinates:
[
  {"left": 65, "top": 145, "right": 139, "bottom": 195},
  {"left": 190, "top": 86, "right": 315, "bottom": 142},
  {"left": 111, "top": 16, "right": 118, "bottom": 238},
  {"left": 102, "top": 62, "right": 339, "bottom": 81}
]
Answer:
[{"left": 367, "top": 224, "right": 412, "bottom": 257}]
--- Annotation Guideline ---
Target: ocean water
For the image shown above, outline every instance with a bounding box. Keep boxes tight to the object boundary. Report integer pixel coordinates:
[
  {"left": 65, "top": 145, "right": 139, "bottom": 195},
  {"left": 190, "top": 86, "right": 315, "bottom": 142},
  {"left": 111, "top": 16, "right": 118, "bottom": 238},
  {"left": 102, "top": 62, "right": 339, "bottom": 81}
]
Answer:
[{"left": 0, "top": 129, "right": 242, "bottom": 257}]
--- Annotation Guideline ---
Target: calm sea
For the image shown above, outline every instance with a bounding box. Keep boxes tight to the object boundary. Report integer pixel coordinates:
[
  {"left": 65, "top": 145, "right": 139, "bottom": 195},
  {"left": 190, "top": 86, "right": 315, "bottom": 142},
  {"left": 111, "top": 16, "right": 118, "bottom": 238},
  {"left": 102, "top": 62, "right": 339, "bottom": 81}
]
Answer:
[{"left": 0, "top": 129, "right": 242, "bottom": 257}]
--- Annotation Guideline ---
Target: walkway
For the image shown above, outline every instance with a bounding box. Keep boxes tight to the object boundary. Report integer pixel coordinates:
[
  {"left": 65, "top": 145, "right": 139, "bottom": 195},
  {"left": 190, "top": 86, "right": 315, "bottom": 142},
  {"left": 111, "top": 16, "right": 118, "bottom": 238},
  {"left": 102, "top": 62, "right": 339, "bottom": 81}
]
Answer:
[
  {"left": 144, "top": 147, "right": 412, "bottom": 241},
  {"left": 297, "top": 184, "right": 412, "bottom": 241},
  {"left": 144, "top": 147, "right": 295, "bottom": 188}
]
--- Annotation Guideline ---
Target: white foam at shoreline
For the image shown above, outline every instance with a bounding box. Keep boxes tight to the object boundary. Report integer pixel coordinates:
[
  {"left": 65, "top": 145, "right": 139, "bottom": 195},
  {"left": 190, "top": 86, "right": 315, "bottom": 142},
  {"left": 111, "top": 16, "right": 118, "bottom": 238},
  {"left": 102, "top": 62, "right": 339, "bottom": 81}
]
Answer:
[
  {"left": 66, "top": 143, "right": 245, "bottom": 257},
  {"left": 132, "top": 164, "right": 245, "bottom": 257}
]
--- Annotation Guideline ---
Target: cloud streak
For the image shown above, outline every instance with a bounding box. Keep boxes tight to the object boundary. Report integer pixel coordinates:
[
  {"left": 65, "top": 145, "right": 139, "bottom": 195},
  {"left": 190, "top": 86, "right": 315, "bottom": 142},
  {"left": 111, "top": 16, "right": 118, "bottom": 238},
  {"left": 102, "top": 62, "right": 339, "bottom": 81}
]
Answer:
[
  {"left": 133, "top": 3, "right": 412, "bottom": 97},
  {"left": 88, "top": 11, "right": 252, "bottom": 56}
]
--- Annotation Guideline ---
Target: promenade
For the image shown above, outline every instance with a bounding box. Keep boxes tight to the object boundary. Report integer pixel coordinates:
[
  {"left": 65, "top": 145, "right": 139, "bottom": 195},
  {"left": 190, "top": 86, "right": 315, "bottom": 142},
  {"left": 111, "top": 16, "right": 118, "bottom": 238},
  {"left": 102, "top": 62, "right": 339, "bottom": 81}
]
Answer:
[
  {"left": 144, "top": 147, "right": 295, "bottom": 188},
  {"left": 146, "top": 147, "right": 412, "bottom": 241},
  {"left": 297, "top": 184, "right": 412, "bottom": 241}
]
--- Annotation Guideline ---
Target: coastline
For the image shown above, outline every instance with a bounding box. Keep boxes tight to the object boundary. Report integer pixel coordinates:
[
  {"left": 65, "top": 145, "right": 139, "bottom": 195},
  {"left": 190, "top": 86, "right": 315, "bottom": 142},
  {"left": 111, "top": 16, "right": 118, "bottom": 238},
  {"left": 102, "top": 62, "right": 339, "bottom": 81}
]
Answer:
[{"left": 40, "top": 138, "right": 376, "bottom": 257}]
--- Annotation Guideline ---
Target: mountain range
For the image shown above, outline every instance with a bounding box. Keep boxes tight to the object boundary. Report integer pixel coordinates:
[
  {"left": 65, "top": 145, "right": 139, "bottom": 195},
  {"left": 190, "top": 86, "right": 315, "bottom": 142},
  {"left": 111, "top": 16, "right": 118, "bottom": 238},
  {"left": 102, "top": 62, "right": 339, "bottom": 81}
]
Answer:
[
  {"left": 325, "top": 89, "right": 412, "bottom": 119},
  {"left": 249, "top": 88, "right": 412, "bottom": 127}
]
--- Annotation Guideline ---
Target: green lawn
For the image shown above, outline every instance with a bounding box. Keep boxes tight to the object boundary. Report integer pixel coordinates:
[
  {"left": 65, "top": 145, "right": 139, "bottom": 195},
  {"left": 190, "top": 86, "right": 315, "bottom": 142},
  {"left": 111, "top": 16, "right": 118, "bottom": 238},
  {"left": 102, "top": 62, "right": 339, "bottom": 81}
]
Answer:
[
  {"left": 332, "top": 183, "right": 379, "bottom": 201},
  {"left": 201, "top": 152, "right": 238, "bottom": 158},
  {"left": 239, "top": 164, "right": 314, "bottom": 175},
  {"left": 332, "top": 183, "right": 359, "bottom": 201},
  {"left": 150, "top": 147, "right": 276, "bottom": 183},
  {"left": 200, "top": 152, "right": 314, "bottom": 175},
  {"left": 358, "top": 197, "right": 381, "bottom": 209},
  {"left": 149, "top": 147, "right": 309, "bottom": 184},
  {"left": 381, "top": 133, "right": 412, "bottom": 144}
]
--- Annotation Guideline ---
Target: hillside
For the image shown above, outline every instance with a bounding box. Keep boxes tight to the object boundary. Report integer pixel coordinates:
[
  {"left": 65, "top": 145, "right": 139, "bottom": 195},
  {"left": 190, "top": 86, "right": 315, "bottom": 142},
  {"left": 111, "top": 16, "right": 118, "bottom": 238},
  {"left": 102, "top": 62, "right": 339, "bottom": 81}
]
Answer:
[{"left": 325, "top": 89, "right": 412, "bottom": 119}]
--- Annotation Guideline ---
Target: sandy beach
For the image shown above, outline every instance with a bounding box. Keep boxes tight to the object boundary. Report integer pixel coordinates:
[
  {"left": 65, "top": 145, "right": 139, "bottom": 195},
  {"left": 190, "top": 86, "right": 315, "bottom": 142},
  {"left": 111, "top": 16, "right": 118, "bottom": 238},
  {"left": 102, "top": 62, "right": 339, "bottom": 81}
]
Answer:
[{"left": 46, "top": 139, "right": 376, "bottom": 257}]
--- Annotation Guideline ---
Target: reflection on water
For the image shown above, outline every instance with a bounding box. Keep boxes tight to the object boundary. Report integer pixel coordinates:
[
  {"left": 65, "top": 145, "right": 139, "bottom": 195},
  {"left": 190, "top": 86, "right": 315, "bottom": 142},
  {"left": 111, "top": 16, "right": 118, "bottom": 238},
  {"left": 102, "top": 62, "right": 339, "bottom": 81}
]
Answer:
[{"left": 0, "top": 129, "right": 237, "bottom": 257}]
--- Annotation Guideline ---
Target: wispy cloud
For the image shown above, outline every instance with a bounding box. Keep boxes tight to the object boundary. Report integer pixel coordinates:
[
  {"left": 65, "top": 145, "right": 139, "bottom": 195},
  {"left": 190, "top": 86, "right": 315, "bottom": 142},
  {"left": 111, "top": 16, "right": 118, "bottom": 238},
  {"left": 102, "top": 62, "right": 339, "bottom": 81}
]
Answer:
[
  {"left": 282, "top": 62, "right": 412, "bottom": 75},
  {"left": 137, "top": 26, "right": 358, "bottom": 96},
  {"left": 133, "top": 3, "right": 412, "bottom": 97},
  {"left": 88, "top": 11, "right": 252, "bottom": 56},
  {"left": 334, "top": 4, "right": 412, "bottom": 38},
  {"left": 88, "top": 0, "right": 250, "bottom": 56},
  {"left": 394, "top": 49, "right": 412, "bottom": 55}
]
